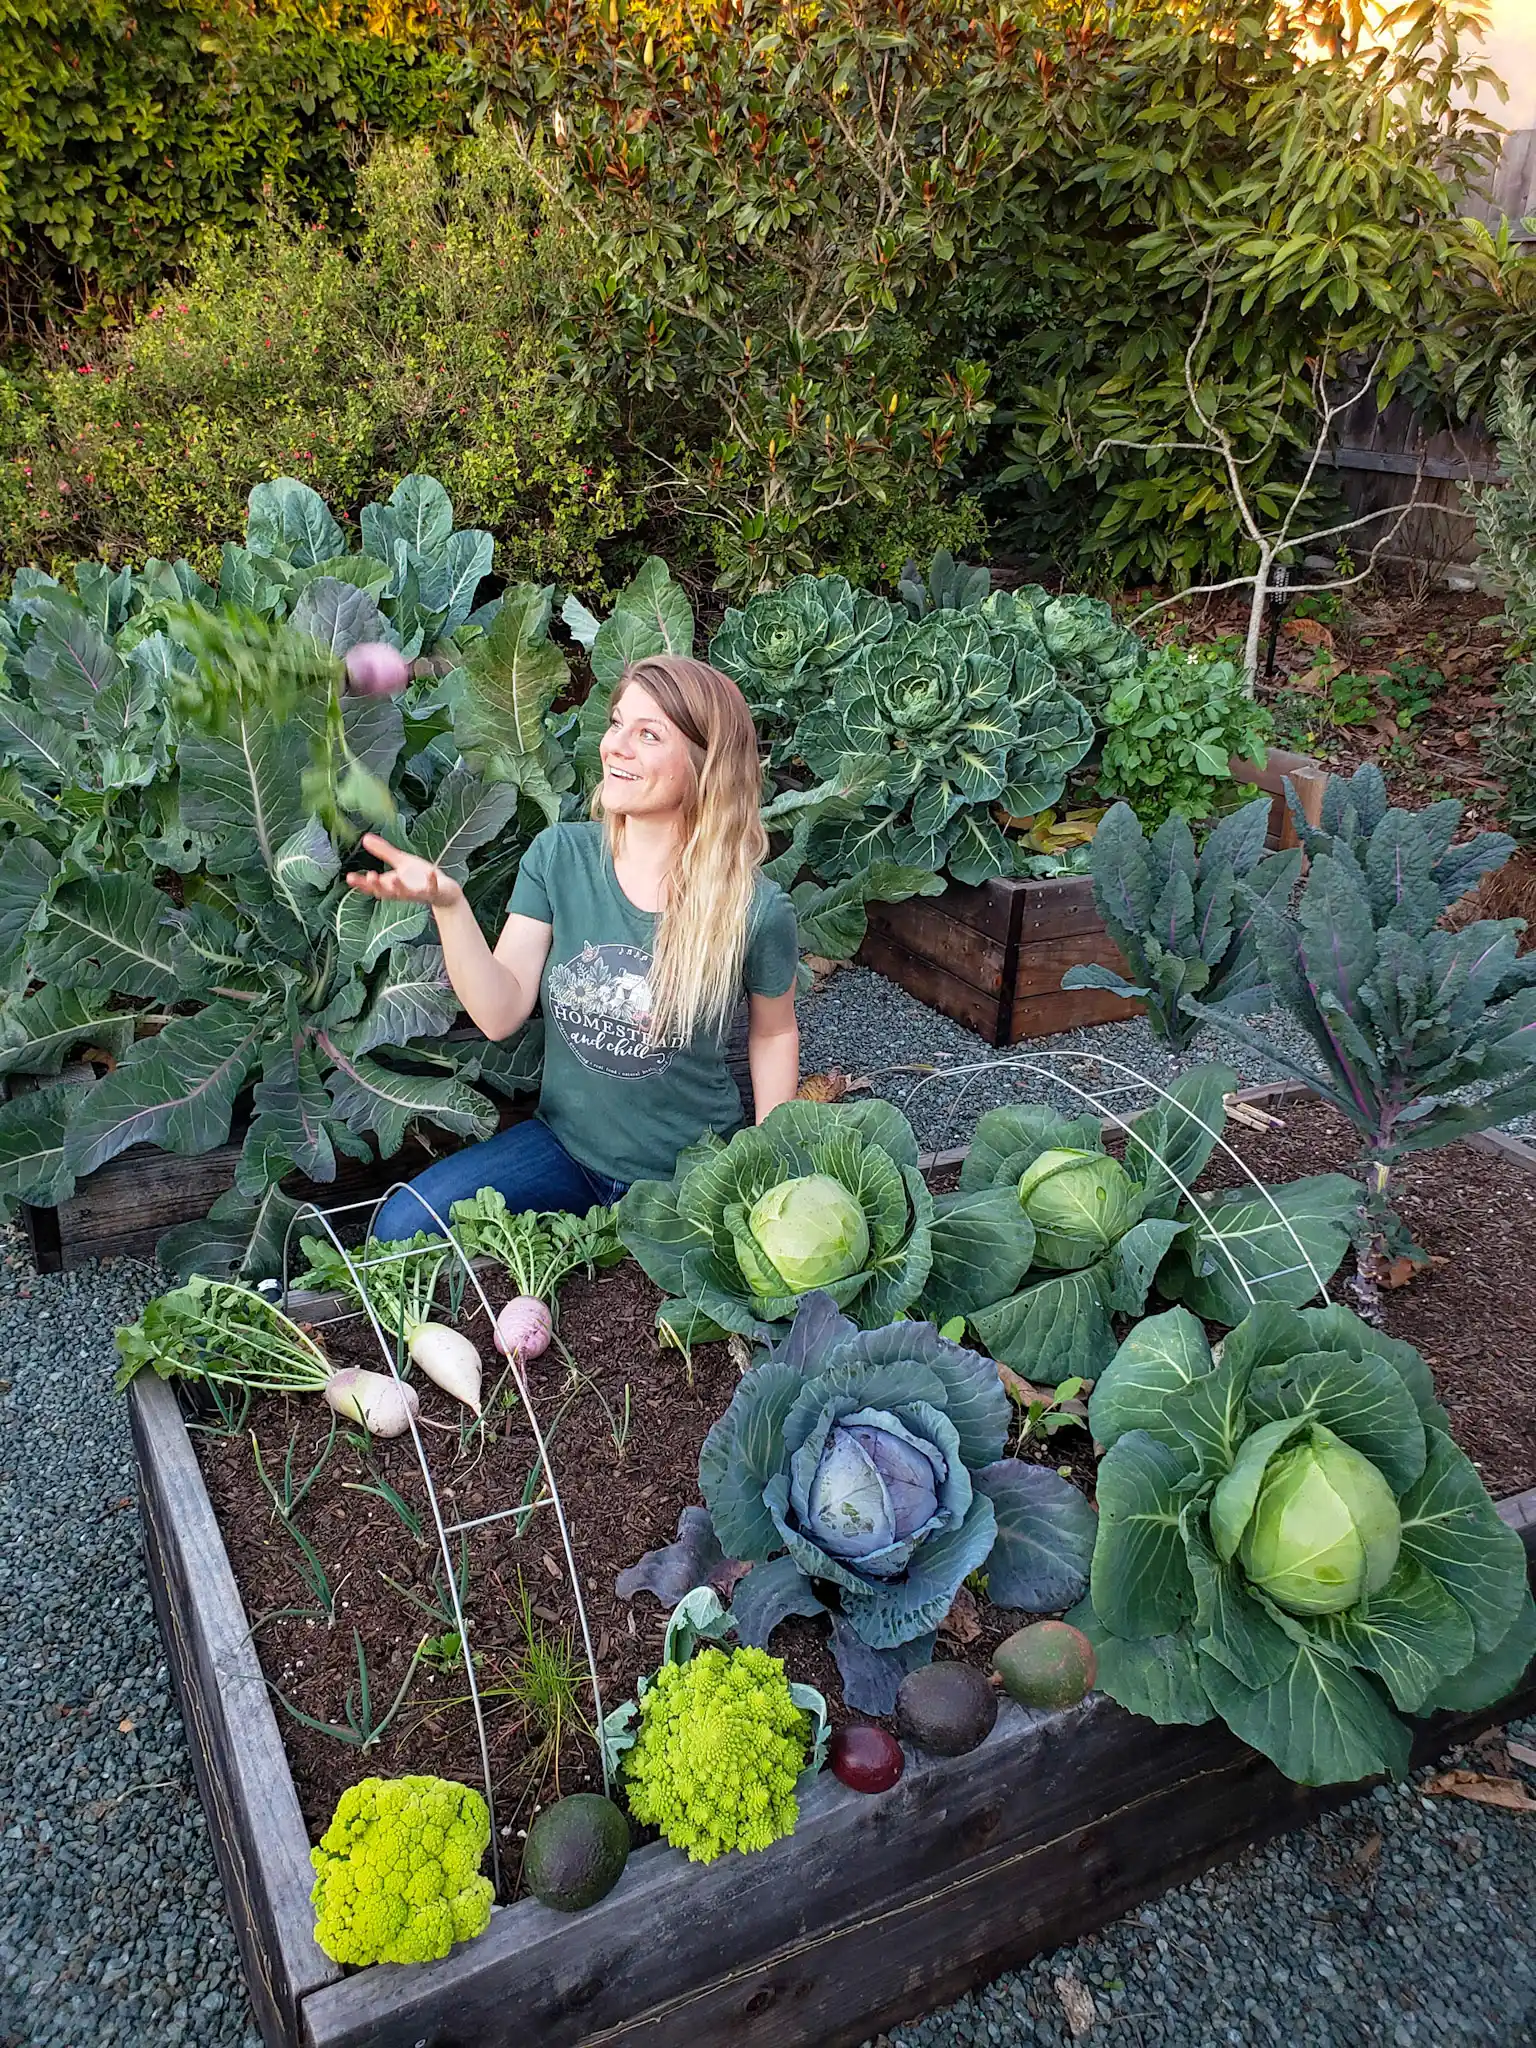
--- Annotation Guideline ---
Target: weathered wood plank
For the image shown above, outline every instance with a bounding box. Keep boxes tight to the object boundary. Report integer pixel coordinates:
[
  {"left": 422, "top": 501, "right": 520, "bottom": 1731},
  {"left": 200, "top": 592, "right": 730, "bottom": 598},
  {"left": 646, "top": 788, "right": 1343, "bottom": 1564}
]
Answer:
[
  {"left": 130, "top": 1376, "right": 340, "bottom": 2048},
  {"left": 857, "top": 927, "right": 1006, "bottom": 1040},
  {"left": 861, "top": 894, "right": 1009, "bottom": 996}
]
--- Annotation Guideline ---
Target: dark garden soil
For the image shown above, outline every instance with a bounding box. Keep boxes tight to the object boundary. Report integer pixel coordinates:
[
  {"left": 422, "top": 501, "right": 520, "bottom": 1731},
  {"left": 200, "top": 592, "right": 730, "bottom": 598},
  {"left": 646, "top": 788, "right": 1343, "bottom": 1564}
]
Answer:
[
  {"left": 1157, "top": 585, "right": 1512, "bottom": 826},
  {"left": 188, "top": 1100, "right": 1536, "bottom": 1899}
]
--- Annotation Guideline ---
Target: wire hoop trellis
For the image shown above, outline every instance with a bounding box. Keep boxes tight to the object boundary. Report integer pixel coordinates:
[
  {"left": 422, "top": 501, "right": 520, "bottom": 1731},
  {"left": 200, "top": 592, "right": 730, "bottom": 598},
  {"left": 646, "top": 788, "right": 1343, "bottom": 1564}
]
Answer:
[
  {"left": 896, "top": 1051, "right": 1334, "bottom": 1316},
  {"left": 277, "top": 1183, "right": 611, "bottom": 1897}
]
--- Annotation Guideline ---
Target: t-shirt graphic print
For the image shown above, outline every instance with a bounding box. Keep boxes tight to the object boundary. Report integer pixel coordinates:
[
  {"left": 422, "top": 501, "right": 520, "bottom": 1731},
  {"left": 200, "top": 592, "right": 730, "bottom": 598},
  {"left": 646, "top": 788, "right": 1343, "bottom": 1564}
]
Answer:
[{"left": 544, "top": 941, "right": 673, "bottom": 1077}]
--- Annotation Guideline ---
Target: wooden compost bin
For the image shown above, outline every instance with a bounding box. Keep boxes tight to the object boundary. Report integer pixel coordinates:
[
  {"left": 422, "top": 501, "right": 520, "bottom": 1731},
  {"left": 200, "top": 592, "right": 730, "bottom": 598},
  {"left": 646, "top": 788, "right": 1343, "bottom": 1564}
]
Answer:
[{"left": 858, "top": 750, "right": 1328, "bottom": 1047}]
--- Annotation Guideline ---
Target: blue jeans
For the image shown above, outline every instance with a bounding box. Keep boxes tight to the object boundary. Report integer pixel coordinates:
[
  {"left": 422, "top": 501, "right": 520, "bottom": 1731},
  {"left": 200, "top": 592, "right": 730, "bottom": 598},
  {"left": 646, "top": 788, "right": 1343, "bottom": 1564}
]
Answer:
[{"left": 371, "top": 1118, "right": 630, "bottom": 1243}]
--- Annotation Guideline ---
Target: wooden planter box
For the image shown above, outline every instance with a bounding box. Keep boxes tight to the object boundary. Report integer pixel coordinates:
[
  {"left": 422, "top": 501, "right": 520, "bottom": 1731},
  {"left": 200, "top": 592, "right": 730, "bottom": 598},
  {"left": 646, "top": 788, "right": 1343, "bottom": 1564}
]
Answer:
[
  {"left": 133, "top": 1364, "right": 1535, "bottom": 2048},
  {"left": 858, "top": 751, "right": 1328, "bottom": 1047}
]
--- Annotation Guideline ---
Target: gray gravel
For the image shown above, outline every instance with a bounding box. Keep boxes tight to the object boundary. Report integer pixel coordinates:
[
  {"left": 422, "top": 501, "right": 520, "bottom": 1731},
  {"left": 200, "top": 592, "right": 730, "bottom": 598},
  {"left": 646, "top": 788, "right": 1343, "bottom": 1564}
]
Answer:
[
  {"left": 3, "top": 966, "right": 1534, "bottom": 2048},
  {"left": 0, "top": 1243, "right": 260, "bottom": 2048},
  {"left": 798, "top": 965, "right": 1326, "bottom": 1152}
]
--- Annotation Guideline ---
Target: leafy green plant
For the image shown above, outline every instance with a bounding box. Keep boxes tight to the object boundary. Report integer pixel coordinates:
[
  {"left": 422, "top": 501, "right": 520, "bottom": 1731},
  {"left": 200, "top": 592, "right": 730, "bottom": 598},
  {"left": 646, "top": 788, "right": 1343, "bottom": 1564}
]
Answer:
[
  {"left": 1475, "top": 358, "right": 1536, "bottom": 840},
  {"left": 615, "top": 1097, "right": 1033, "bottom": 1345},
  {"left": 1191, "top": 764, "right": 1536, "bottom": 1263},
  {"left": 979, "top": 588, "right": 1145, "bottom": 717},
  {"left": 796, "top": 611, "right": 1094, "bottom": 886},
  {"left": 0, "top": 484, "right": 554, "bottom": 1273},
  {"left": 1069, "top": 1301, "right": 1536, "bottom": 1786},
  {"left": 446, "top": 1194, "right": 624, "bottom": 1301},
  {"left": 962, "top": 1065, "right": 1356, "bottom": 1384},
  {"left": 629, "top": 1294, "right": 1096, "bottom": 1713},
  {"left": 1097, "top": 646, "right": 1273, "bottom": 828},
  {"left": 1062, "top": 798, "right": 1301, "bottom": 1051},
  {"left": 709, "top": 574, "right": 897, "bottom": 750},
  {"left": 897, "top": 550, "right": 991, "bottom": 620}
]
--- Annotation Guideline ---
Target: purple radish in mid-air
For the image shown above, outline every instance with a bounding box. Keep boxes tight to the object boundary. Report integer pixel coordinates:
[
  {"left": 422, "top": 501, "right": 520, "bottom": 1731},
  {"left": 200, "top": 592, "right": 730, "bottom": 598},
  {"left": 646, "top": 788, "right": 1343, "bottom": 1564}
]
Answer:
[
  {"left": 344, "top": 642, "right": 411, "bottom": 697},
  {"left": 494, "top": 1297, "right": 553, "bottom": 1362}
]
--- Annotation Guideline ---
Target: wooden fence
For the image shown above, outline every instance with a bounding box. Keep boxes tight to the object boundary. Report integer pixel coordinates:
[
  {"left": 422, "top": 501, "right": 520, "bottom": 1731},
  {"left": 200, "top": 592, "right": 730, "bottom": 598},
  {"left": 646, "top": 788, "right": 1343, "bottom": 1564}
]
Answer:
[{"left": 1318, "top": 127, "right": 1534, "bottom": 575}]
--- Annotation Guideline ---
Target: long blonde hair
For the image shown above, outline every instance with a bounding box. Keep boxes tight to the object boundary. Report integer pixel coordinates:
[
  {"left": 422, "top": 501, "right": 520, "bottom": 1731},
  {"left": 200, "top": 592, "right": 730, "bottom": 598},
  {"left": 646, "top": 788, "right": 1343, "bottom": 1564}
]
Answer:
[{"left": 592, "top": 655, "right": 769, "bottom": 1047}]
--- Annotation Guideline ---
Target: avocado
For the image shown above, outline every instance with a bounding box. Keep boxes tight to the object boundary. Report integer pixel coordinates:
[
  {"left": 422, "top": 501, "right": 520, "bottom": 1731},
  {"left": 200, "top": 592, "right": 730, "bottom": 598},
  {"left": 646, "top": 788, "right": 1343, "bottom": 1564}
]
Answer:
[
  {"left": 894, "top": 1660, "right": 997, "bottom": 1757},
  {"left": 523, "top": 1793, "right": 630, "bottom": 1912},
  {"left": 992, "top": 1621, "right": 1097, "bottom": 1710}
]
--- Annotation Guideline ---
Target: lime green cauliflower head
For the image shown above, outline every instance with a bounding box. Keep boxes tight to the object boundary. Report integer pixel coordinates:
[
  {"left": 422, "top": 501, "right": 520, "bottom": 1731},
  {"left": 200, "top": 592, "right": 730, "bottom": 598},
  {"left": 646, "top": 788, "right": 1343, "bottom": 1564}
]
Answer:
[
  {"left": 309, "top": 1774, "right": 494, "bottom": 1966},
  {"left": 621, "top": 1644, "right": 809, "bottom": 1863}
]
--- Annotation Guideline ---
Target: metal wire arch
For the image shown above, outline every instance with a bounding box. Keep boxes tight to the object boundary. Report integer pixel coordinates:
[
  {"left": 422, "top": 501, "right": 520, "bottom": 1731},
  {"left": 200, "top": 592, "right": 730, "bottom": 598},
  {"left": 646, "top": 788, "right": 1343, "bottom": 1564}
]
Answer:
[{"left": 277, "top": 1182, "right": 612, "bottom": 1898}]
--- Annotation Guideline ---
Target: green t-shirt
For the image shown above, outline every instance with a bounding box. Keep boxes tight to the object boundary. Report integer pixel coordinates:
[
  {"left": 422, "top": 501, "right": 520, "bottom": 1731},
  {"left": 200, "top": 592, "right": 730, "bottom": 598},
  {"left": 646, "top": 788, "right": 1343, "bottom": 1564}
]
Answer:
[{"left": 508, "top": 821, "right": 799, "bottom": 1184}]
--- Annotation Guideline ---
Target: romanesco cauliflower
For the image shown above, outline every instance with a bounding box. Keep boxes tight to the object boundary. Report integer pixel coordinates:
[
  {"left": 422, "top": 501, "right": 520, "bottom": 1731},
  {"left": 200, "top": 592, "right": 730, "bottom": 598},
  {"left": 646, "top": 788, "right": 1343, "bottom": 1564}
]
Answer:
[
  {"left": 622, "top": 1644, "right": 808, "bottom": 1863},
  {"left": 309, "top": 1774, "right": 494, "bottom": 1966}
]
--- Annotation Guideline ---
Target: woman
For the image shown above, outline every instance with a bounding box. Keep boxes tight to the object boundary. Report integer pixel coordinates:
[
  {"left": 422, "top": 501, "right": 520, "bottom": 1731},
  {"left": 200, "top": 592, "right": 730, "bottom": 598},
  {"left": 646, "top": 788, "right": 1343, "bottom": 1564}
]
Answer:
[{"left": 357, "top": 656, "right": 801, "bottom": 1240}]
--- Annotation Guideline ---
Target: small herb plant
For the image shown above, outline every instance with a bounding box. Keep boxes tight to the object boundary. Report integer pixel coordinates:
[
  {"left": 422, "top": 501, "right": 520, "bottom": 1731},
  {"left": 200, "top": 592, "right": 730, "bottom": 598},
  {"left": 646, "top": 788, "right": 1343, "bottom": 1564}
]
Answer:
[{"left": 1098, "top": 645, "right": 1273, "bottom": 828}]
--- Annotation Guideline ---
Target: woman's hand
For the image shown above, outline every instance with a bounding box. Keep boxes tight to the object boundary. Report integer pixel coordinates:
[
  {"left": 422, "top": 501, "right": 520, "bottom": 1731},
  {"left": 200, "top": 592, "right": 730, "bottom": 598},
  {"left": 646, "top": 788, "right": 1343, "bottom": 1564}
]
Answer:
[{"left": 345, "top": 834, "right": 464, "bottom": 909}]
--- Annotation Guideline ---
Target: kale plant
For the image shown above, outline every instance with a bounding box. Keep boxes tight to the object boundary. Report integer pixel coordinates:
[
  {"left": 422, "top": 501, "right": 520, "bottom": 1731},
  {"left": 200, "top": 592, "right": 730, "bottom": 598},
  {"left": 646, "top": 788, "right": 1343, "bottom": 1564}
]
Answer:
[
  {"left": 1190, "top": 764, "right": 1536, "bottom": 1263},
  {"left": 1062, "top": 797, "right": 1300, "bottom": 1050},
  {"left": 1072, "top": 1301, "right": 1535, "bottom": 1785}
]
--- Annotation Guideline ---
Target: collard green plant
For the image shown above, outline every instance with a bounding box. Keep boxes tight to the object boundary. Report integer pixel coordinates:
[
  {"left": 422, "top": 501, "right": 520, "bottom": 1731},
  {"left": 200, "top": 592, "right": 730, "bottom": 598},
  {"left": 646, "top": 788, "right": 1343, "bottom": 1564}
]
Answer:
[
  {"left": 963, "top": 1065, "right": 1356, "bottom": 1383},
  {"left": 616, "top": 1097, "right": 1033, "bottom": 1346},
  {"left": 666, "top": 1293, "right": 1098, "bottom": 1713},
  {"left": 797, "top": 611, "right": 1094, "bottom": 886},
  {"left": 1063, "top": 798, "right": 1301, "bottom": 1052},
  {"left": 1069, "top": 1302, "right": 1536, "bottom": 1786},
  {"left": 709, "top": 573, "right": 897, "bottom": 751},
  {"left": 0, "top": 511, "right": 548, "bottom": 1274},
  {"left": 1096, "top": 645, "right": 1273, "bottom": 828},
  {"left": 1190, "top": 765, "right": 1536, "bottom": 1258}
]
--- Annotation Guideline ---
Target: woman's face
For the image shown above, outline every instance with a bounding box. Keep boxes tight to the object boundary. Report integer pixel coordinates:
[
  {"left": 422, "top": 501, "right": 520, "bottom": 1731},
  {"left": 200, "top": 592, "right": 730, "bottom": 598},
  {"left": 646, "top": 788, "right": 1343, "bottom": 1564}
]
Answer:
[{"left": 599, "top": 683, "right": 698, "bottom": 818}]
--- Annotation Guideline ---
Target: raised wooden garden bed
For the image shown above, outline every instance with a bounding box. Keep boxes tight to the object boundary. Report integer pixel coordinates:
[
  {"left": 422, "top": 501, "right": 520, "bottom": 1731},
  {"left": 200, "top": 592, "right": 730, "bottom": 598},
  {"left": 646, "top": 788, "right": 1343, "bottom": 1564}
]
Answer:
[
  {"left": 857, "top": 750, "right": 1328, "bottom": 1045},
  {"left": 131, "top": 1369, "right": 1536, "bottom": 2048},
  {"left": 129, "top": 1082, "right": 1536, "bottom": 2048}
]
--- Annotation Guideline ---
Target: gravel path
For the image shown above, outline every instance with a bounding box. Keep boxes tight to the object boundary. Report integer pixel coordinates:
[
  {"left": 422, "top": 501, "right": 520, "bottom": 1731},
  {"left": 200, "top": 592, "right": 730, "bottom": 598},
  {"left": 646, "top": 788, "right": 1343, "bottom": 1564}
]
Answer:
[
  {"left": 797, "top": 966, "right": 1326, "bottom": 1152},
  {"left": 3, "top": 966, "right": 1534, "bottom": 2048}
]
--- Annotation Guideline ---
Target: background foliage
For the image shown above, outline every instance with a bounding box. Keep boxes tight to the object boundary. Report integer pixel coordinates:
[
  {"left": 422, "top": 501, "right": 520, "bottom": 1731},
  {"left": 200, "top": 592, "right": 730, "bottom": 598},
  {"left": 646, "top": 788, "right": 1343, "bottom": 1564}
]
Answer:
[{"left": 0, "top": 0, "right": 468, "bottom": 332}]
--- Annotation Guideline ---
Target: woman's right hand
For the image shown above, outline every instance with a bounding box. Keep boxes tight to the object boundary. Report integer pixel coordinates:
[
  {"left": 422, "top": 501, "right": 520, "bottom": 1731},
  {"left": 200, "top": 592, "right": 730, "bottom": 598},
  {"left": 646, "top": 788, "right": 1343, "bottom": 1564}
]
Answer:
[{"left": 345, "top": 834, "right": 464, "bottom": 909}]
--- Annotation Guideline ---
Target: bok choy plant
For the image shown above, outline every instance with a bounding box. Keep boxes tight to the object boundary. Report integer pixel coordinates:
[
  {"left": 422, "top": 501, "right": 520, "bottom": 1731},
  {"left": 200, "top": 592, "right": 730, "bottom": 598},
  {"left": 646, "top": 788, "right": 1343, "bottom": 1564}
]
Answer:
[{"left": 1070, "top": 1301, "right": 1536, "bottom": 1786}]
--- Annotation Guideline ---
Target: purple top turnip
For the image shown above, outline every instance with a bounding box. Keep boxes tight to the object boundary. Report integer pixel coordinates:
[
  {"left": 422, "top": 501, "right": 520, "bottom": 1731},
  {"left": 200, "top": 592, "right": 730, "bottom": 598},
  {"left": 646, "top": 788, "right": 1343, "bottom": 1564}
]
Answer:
[
  {"left": 344, "top": 642, "right": 411, "bottom": 697},
  {"left": 495, "top": 1297, "right": 552, "bottom": 1362}
]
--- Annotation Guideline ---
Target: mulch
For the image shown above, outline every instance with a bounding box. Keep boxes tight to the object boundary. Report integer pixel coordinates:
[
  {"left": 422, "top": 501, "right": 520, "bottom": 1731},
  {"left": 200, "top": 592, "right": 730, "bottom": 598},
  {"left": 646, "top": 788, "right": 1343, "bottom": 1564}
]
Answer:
[{"left": 189, "top": 1096, "right": 1536, "bottom": 1896}]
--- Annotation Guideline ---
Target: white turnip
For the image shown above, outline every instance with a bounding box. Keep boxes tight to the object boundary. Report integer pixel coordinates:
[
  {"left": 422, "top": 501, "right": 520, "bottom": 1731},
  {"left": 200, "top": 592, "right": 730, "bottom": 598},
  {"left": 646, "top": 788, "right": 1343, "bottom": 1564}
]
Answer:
[
  {"left": 323, "top": 1366, "right": 420, "bottom": 1436},
  {"left": 343, "top": 642, "right": 411, "bottom": 697},
  {"left": 408, "top": 1324, "right": 483, "bottom": 1414},
  {"left": 495, "top": 1296, "right": 552, "bottom": 1362}
]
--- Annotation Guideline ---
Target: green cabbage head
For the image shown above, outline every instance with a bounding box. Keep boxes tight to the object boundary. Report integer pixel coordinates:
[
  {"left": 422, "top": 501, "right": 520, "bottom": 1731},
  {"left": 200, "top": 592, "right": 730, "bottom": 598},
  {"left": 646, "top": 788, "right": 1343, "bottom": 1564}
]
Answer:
[
  {"left": 1016, "top": 1147, "right": 1144, "bottom": 1269},
  {"left": 1070, "top": 1301, "right": 1536, "bottom": 1787},
  {"left": 739, "top": 1174, "right": 871, "bottom": 1297},
  {"left": 1221, "top": 1424, "right": 1401, "bottom": 1616},
  {"left": 616, "top": 1098, "right": 1035, "bottom": 1343}
]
